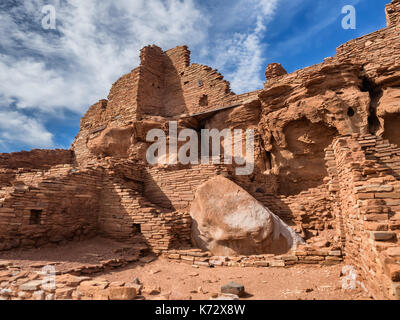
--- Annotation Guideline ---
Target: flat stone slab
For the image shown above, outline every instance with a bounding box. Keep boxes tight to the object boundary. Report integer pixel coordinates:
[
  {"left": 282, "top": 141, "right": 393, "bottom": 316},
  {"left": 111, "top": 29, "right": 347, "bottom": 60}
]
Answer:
[
  {"left": 211, "top": 293, "right": 240, "bottom": 300},
  {"left": 387, "top": 247, "right": 400, "bottom": 257},
  {"left": 221, "top": 281, "right": 245, "bottom": 297},
  {"left": 370, "top": 231, "right": 396, "bottom": 241},
  {"left": 19, "top": 280, "right": 43, "bottom": 291},
  {"left": 0, "top": 261, "right": 13, "bottom": 269}
]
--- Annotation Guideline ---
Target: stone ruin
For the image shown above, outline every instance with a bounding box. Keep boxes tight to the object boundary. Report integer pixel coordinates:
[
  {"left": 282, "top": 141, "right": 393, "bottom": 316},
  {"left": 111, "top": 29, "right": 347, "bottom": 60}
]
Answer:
[{"left": 1, "top": 0, "right": 400, "bottom": 300}]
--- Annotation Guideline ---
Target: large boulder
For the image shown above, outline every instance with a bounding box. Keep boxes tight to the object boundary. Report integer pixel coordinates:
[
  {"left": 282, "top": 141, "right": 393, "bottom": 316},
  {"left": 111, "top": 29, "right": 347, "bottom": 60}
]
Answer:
[{"left": 190, "top": 175, "right": 303, "bottom": 256}]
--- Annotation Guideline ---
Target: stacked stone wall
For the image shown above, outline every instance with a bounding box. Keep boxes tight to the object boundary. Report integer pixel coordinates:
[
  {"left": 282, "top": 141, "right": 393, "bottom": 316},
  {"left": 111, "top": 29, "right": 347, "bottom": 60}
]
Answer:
[
  {"left": 0, "top": 165, "right": 102, "bottom": 251},
  {"left": 326, "top": 135, "right": 400, "bottom": 299}
]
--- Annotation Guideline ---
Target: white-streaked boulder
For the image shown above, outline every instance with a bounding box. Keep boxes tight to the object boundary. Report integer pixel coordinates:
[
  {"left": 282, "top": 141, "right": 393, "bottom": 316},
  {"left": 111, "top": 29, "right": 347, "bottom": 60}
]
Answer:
[{"left": 190, "top": 175, "right": 304, "bottom": 255}]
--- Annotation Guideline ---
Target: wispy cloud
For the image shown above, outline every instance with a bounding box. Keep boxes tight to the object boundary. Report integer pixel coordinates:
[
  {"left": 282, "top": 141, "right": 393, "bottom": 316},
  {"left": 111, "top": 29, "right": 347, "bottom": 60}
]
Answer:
[
  {"left": 201, "top": 0, "right": 279, "bottom": 93},
  {"left": 0, "top": 110, "right": 54, "bottom": 150}
]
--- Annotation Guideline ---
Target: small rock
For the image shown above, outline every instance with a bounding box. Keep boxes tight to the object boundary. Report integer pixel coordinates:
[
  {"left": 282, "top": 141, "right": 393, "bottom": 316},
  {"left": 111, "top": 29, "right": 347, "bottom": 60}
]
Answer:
[
  {"left": 142, "top": 286, "right": 161, "bottom": 295},
  {"left": 198, "top": 286, "right": 207, "bottom": 294},
  {"left": 19, "top": 280, "right": 42, "bottom": 291},
  {"left": 46, "top": 293, "right": 55, "bottom": 300},
  {"left": 0, "top": 261, "right": 13, "bottom": 269},
  {"left": 126, "top": 282, "right": 142, "bottom": 295},
  {"left": 79, "top": 279, "right": 109, "bottom": 290},
  {"left": 221, "top": 281, "right": 245, "bottom": 297},
  {"left": 109, "top": 281, "right": 125, "bottom": 287},
  {"left": 0, "top": 288, "right": 12, "bottom": 297},
  {"left": 211, "top": 293, "right": 240, "bottom": 300},
  {"left": 32, "top": 290, "right": 45, "bottom": 300},
  {"left": 108, "top": 287, "right": 137, "bottom": 300},
  {"left": 55, "top": 287, "right": 74, "bottom": 300},
  {"left": 29, "top": 263, "right": 47, "bottom": 268},
  {"left": 57, "top": 274, "right": 91, "bottom": 287},
  {"left": 150, "top": 269, "right": 161, "bottom": 275}
]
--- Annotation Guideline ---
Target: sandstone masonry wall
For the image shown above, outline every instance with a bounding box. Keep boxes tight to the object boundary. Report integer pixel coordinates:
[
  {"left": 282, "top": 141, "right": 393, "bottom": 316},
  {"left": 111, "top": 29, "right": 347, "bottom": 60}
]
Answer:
[
  {"left": 1, "top": 1, "right": 400, "bottom": 301},
  {"left": 326, "top": 135, "right": 400, "bottom": 299},
  {"left": 0, "top": 149, "right": 74, "bottom": 170},
  {"left": 143, "top": 164, "right": 225, "bottom": 210},
  {"left": 0, "top": 165, "right": 102, "bottom": 251},
  {"left": 98, "top": 176, "right": 191, "bottom": 253}
]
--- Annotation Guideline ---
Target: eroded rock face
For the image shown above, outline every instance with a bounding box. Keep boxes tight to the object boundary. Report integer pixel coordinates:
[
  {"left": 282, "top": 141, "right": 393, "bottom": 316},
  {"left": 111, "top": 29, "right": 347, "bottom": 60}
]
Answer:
[
  {"left": 190, "top": 175, "right": 303, "bottom": 256},
  {"left": 377, "top": 87, "right": 400, "bottom": 145},
  {"left": 87, "top": 125, "right": 134, "bottom": 158},
  {"left": 258, "top": 62, "right": 371, "bottom": 195}
]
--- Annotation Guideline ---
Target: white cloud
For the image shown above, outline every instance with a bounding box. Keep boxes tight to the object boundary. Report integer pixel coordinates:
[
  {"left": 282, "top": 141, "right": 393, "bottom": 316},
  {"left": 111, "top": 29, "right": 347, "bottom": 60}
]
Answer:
[
  {"left": 205, "top": 0, "right": 279, "bottom": 93},
  {"left": 0, "top": 0, "right": 281, "bottom": 150},
  {"left": 0, "top": 0, "right": 208, "bottom": 113},
  {"left": 0, "top": 110, "right": 54, "bottom": 149}
]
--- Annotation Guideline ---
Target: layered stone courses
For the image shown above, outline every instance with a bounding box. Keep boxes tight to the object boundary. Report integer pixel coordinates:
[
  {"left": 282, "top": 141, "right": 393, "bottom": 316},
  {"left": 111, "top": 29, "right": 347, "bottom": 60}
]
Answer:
[{"left": 1, "top": 0, "right": 400, "bottom": 300}]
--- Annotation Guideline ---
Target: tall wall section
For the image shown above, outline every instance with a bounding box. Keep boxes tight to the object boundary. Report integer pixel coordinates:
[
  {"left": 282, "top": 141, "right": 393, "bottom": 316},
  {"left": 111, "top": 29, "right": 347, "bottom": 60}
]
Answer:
[
  {"left": 96, "top": 160, "right": 192, "bottom": 253},
  {"left": 71, "top": 45, "right": 253, "bottom": 166},
  {"left": 325, "top": 135, "right": 400, "bottom": 299}
]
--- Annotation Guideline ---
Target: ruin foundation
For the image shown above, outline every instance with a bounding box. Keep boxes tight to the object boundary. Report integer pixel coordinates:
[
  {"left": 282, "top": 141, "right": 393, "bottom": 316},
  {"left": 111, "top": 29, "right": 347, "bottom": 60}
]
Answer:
[{"left": 1, "top": 0, "right": 400, "bottom": 300}]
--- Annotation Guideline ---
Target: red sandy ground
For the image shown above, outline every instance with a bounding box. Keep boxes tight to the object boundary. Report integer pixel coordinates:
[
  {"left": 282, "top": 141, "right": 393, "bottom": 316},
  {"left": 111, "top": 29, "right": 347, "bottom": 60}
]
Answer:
[{"left": 0, "top": 238, "right": 371, "bottom": 300}]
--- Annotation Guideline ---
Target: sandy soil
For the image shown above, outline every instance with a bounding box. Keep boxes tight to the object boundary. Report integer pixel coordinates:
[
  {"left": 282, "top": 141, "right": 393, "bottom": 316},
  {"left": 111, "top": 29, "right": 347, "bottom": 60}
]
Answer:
[
  {"left": 100, "top": 259, "right": 371, "bottom": 300},
  {"left": 0, "top": 237, "right": 145, "bottom": 272},
  {"left": 0, "top": 238, "right": 371, "bottom": 300}
]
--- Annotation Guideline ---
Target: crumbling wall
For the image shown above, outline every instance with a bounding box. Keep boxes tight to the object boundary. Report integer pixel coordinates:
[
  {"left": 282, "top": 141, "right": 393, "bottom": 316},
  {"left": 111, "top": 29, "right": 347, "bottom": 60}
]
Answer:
[
  {"left": 137, "top": 46, "right": 167, "bottom": 117},
  {"left": 386, "top": 0, "right": 400, "bottom": 27},
  {"left": 0, "top": 165, "right": 102, "bottom": 251},
  {"left": 143, "top": 164, "right": 223, "bottom": 210},
  {"left": 0, "top": 149, "right": 74, "bottom": 170},
  {"left": 98, "top": 163, "right": 192, "bottom": 253},
  {"left": 326, "top": 135, "right": 400, "bottom": 299},
  {"left": 1, "top": 3, "right": 400, "bottom": 300},
  {"left": 277, "top": 119, "right": 338, "bottom": 195},
  {"left": 71, "top": 45, "right": 242, "bottom": 165}
]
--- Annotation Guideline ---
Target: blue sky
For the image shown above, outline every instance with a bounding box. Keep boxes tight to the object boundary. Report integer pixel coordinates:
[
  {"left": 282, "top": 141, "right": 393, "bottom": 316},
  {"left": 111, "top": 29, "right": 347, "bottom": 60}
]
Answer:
[{"left": 0, "top": 0, "right": 391, "bottom": 153}]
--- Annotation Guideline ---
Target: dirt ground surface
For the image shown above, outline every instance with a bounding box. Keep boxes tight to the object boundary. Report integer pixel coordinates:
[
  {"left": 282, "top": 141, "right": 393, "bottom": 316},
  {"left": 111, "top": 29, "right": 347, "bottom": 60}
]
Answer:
[
  {"left": 0, "top": 238, "right": 371, "bottom": 300},
  {"left": 100, "top": 260, "right": 371, "bottom": 300}
]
